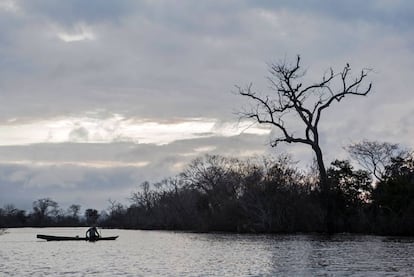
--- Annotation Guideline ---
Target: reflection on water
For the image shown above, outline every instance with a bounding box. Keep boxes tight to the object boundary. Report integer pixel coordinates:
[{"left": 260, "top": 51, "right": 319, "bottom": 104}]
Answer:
[{"left": 0, "top": 228, "right": 413, "bottom": 276}]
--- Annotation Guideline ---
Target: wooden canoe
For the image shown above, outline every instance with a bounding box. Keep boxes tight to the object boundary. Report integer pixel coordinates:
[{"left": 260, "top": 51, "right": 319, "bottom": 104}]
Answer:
[{"left": 36, "top": 234, "right": 118, "bottom": 241}]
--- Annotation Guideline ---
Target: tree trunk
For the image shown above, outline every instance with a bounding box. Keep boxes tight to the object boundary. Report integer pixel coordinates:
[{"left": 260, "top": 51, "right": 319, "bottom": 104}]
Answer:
[{"left": 312, "top": 144, "right": 334, "bottom": 233}]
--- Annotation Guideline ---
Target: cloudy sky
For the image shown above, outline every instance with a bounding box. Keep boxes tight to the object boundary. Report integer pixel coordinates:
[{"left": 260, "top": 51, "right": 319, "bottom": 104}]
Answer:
[{"left": 0, "top": 0, "right": 413, "bottom": 211}]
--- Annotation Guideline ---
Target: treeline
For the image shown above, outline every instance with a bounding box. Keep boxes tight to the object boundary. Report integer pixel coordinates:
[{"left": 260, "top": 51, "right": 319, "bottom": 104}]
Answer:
[
  {"left": 0, "top": 199, "right": 101, "bottom": 228},
  {"left": 105, "top": 151, "right": 413, "bottom": 235},
  {"left": 1, "top": 142, "right": 413, "bottom": 235}
]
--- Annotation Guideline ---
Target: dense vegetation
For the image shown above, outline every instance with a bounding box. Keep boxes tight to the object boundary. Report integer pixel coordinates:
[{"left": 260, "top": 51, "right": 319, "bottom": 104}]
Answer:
[{"left": 1, "top": 143, "right": 413, "bottom": 236}]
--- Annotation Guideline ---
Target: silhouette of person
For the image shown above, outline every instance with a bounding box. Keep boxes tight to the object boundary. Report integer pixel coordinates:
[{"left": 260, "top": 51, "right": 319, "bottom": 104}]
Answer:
[{"left": 86, "top": 226, "right": 100, "bottom": 240}]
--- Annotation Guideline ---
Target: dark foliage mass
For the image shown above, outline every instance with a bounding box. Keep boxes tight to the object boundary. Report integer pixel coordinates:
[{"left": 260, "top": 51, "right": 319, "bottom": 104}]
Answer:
[{"left": 1, "top": 148, "right": 413, "bottom": 236}]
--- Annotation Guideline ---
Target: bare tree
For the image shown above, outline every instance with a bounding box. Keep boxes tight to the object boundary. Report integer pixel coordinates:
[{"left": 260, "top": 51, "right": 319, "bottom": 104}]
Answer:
[
  {"left": 130, "top": 181, "right": 156, "bottom": 211},
  {"left": 32, "top": 198, "right": 58, "bottom": 224},
  {"left": 238, "top": 55, "right": 372, "bottom": 193},
  {"left": 347, "top": 140, "right": 406, "bottom": 181},
  {"left": 108, "top": 199, "right": 125, "bottom": 216},
  {"left": 67, "top": 204, "right": 81, "bottom": 218}
]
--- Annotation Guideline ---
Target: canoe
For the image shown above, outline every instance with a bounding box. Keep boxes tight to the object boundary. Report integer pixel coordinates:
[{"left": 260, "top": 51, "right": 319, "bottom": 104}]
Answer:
[{"left": 36, "top": 234, "right": 118, "bottom": 241}]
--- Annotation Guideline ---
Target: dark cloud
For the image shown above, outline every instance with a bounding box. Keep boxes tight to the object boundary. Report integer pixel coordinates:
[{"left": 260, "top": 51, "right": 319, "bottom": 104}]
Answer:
[
  {"left": 0, "top": 163, "right": 140, "bottom": 211},
  {"left": 69, "top": 127, "right": 89, "bottom": 141},
  {"left": 0, "top": 133, "right": 270, "bottom": 210}
]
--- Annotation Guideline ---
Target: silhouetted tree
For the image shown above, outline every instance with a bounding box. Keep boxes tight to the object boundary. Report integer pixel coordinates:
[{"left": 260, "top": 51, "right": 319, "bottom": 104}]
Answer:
[
  {"left": 84, "top": 209, "right": 99, "bottom": 225},
  {"left": 238, "top": 56, "right": 372, "bottom": 231},
  {"left": 31, "top": 198, "right": 59, "bottom": 225},
  {"left": 347, "top": 140, "right": 405, "bottom": 181},
  {"left": 68, "top": 204, "right": 81, "bottom": 218}
]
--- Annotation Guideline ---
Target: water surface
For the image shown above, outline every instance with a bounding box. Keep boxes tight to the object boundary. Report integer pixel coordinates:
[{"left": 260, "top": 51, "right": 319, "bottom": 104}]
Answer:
[{"left": 0, "top": 228, "right": 413, "bottom": 276}]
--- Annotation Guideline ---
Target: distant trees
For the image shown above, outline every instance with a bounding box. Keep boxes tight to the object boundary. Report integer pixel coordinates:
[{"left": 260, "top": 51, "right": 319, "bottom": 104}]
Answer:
[
  {"left": 0, "top": 199, "right": 82, "bottom": 227},
  {"left": 238, "top": 155, "right": 324, "bottom": 232},
  {"left": 121, "top": 155, "right": 327, "bottom": 233},
  {"left": 127, "top": 178, "right": 202, "bottom": 230},
  {"left": 105, "top": 200, "right": 126, "bottom": 228},
  {"left": 1, "top": 149, "right": 413, "bottom": 235},
  {"left": 0, "top": 204, "right": 26, "bottom": 227},
  {"left": 118, "top": 151, "right": 412, "bottom": 235},
  {"left": 181, "top": 155, "right": 245, "bottom": 231}
]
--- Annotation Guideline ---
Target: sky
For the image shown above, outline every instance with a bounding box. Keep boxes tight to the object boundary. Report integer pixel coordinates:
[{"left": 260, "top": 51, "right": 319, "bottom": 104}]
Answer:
[{"left": 0, "top": 0, "right": 413, "bottom": 212}]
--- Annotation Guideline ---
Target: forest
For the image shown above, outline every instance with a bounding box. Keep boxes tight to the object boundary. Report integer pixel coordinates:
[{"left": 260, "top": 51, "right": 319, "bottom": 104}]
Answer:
[{"left": 1, "top": 141, "right": 413, "bottom": 236}]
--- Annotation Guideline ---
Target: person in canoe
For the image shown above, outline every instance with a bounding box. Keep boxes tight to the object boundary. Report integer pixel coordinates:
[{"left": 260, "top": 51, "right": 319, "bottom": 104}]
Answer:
[{"left": 85, "top": 226, "right": 100, "bottom": 240}]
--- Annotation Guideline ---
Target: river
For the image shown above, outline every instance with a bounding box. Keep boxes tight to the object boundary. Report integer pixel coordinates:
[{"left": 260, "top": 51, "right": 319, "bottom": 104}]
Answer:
[{"left": 0, "top": 228, "right": 413, "bottom": 276}]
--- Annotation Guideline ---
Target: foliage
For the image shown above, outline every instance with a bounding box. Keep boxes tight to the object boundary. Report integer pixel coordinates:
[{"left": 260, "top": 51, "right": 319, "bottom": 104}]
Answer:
[
  {"left": 327, "top": 160, "right": 372, "bottom": 232},
  {"left": 1, "top": 151, "right": 413, "bottom": 235},
  {"left": 328, "top": 160, "right": 372, "bottom": 207},
  {"left": 372, "top": 153, "right": 414, "bottom": 235},
  {"left": 84, "top": 209, "right": 100, "bottom": 225}
]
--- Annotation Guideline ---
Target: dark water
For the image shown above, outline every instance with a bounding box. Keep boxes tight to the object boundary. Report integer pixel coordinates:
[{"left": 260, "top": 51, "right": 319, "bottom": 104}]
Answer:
[{"left": 1, "top": 228, "right": 413, "bottom": 276}]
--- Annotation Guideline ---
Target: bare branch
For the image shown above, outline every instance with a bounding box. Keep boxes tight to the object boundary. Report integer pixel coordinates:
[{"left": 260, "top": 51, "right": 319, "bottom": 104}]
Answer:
[
  {"left": 314, "top": 66, "right": 372, "bottom": 127},
  {"left": 346, "top": 140, "right": 403, "bottom": 181}
]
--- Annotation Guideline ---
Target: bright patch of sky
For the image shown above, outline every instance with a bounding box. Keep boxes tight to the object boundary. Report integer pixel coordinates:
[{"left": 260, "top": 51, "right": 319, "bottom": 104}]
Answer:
[
  {"left": 0, "top": 113, "right": 270, "bottom": 146},
  {"left": 56, "top": 23, "right": 95, "bottom": 42},
  {"left": 0, "top": 160, "right": 150, "bottom": 168}
]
